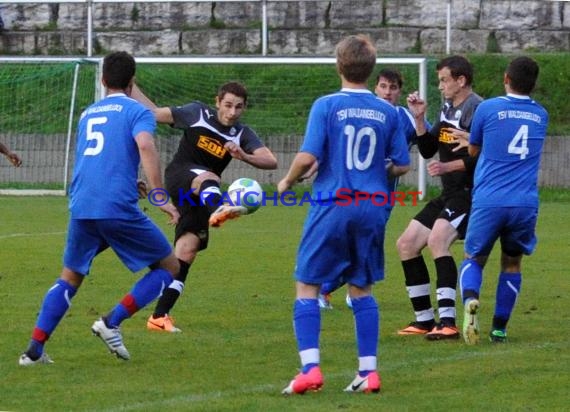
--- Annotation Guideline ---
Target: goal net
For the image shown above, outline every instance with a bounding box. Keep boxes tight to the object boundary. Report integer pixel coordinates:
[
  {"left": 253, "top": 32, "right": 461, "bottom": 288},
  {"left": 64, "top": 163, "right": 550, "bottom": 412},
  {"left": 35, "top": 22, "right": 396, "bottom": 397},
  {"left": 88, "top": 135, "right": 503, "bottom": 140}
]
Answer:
[
  {"left": 0, "top": 57, "right": 98, "bottom": 195},
  {"left": 0, "top": 56, "right": 429, "bottom": 195},
  {"left": 134, "top": 57, "right": 429, "bottom": 195}
]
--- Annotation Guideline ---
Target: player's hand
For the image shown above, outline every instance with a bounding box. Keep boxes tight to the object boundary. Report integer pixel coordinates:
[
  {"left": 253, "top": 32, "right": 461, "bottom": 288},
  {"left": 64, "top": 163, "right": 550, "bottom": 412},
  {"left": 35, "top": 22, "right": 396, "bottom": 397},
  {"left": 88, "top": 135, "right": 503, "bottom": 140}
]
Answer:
[
  {"left": 277, "top": 178, "right": 293, "bottom": 195},
  {"left": 137, "top": 179, "right": 149, "bottom": 199},
  {"left": 427, "top": 160, "right": 448, "bottom": 177},
  {"left": 448, "top": 128, "right": 470, "bottom": 152},
  {"left": 159, "top": 203, "right": 180, "bottom": 225},
  {"left": 224, "top": 141, "right": 246, "bottom": 161},
  {"left": 6, "top": 152, "right": 22, "bottom": 167},
  {"left": 407, "top": 91, "right": 426, "bottom": 119}
]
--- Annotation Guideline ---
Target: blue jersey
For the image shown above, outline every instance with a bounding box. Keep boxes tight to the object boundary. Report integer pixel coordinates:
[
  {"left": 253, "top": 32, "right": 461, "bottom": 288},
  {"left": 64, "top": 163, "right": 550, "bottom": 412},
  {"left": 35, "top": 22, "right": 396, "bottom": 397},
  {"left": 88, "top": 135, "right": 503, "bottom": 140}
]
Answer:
[
  {"left": 69, "top": 93, "right": 156, "bottom": 219},
  {"left": 301, "top": 88, "right": 410, "bottom": 198},
  {"left": 470, "top": 94, "right": 548, "bottom": 208}
]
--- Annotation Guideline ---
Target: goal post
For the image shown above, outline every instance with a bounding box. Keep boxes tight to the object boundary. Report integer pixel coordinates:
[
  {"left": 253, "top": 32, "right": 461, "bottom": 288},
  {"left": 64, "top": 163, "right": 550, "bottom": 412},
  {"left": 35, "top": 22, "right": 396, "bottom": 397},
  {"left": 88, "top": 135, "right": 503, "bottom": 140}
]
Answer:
[
  {"left": 0, "top": 56, "right": 427, "bottom": 197},
  {"left": 0, "top": 57, "right": 99, "bottom": 195}
]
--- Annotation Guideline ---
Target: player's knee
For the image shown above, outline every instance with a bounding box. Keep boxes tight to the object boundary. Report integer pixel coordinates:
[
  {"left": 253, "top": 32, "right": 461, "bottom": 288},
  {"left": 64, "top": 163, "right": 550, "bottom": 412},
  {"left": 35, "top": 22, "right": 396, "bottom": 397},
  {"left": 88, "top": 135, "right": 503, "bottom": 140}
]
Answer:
[
  {"left": 176, "top": 247, "right": 197, "bottom": 264},
  {"left": 174, "top": 233, "right": 200, "bottom": 263},
  {"left": 191, "top": 172, "right": 219, "bottom": 191},
  {"left": 501, "top": 251, "right": 522, "bottom": 272},
  {"left": 396, "top": 234, "right": 416, "bottom": 256},
  {"left": 426, "top": 231, "right": 453, "bottom": 256}
]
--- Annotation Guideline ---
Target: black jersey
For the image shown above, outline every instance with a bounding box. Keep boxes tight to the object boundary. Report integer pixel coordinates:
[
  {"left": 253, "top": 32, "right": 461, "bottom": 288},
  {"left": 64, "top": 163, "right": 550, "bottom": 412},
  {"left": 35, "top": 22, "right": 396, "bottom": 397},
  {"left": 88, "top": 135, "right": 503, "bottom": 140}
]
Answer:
[
  {"left": 417, "top": 92, "right": 483, "bottom": 196},
  {"left": 167, "top": 101, "right": 264, "bottom": 177}
]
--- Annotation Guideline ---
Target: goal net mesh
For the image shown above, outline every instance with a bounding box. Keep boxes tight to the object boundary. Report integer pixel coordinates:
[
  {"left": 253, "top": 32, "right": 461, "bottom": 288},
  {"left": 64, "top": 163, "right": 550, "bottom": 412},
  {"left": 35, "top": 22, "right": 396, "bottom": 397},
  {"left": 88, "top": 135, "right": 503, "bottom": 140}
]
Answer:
[
  {"left": 0, "top": 57, "right": 433, "bottom": 193},
  {"left": 134, "top": 58, "right": 432, "bottom": 188},
  {"left": 0, "top": 59, "right": 97, "bottom": 193}
]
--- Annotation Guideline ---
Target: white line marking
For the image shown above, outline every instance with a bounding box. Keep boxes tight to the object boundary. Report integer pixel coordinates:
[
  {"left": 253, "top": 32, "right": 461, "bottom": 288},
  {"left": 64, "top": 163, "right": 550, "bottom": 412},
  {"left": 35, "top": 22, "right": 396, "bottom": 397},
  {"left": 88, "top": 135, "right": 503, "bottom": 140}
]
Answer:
[{"left": 0, "top": 231, "right": 65, "bottom": 240}]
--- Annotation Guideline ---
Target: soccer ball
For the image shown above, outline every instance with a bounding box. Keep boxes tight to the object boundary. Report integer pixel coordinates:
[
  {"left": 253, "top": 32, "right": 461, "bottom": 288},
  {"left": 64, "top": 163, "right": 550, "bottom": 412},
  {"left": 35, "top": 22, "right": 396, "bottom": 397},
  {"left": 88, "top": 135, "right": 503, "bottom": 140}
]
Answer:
[{"left": 227, "top": 177, "right": 263, "bottom": 214}]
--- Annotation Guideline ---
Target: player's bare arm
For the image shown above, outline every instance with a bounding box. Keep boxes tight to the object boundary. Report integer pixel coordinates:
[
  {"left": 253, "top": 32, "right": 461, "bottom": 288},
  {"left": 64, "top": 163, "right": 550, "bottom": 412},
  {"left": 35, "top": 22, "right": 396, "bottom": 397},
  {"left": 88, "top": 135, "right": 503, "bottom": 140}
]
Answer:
[
  {"left": 224, "top": 143, "right": 278, "bottom": 170},
  {"left": 298, "top": 160, "right": 318, "bottom": 182},
  {"left": 130, "top": 84, "right": 174, "bottom": 124},
  {"left": 468, "top": 144, "right": 481, "bottom": 157},
  {"left": 278, "top": 152, "right": 316, "bottom": 194},
  {"left": 387, "top": 162, "right": 411, "bottom": 177},
  {"left": 0, "top": 142, "right": 22, "bottom": 167},
  {"left": 136, "top": 131, "right": 180, "bottom": 224}
]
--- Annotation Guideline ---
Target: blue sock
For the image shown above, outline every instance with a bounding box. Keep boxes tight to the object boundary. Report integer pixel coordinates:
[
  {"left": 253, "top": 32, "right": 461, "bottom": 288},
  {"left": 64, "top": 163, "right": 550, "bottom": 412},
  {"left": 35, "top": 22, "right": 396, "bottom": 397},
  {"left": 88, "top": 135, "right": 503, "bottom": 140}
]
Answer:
[
  {"left": 494, "top": 272, "right": 521, "bottom": 326},
  {"left": 293, "top": 298, "right": 320, "bottom": 371},
  {"left": 351, "top": 295, "right": 379, "bottom": 360},
  {"left": 28, "top": 279, "right": 78, "bottom": 358},
  {"left": 106, "top": 269, "right": 173, "bottom": 328},
  {"left": 302, "top": 363, "right": 319, "bottom": 374},
  {"left": 320, "top": 279, "right": 345, "bottom": 295},
  {"left": 460, "top": 258, "right": 483, "bottom": 303}
]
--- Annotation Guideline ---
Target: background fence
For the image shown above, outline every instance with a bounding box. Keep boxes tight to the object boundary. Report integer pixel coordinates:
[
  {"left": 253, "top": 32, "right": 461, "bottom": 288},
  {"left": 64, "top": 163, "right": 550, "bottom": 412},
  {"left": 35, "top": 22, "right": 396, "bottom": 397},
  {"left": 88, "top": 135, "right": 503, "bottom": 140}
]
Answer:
[{"left": 2, "top": 134, "right": 569, "bottom": 190}]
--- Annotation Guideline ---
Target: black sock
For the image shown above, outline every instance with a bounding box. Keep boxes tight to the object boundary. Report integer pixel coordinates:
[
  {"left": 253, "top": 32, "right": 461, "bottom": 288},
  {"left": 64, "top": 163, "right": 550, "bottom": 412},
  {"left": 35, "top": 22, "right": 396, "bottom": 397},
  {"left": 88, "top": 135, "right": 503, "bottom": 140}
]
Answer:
[
  {"left": 435, "top": 256, "right": 458, "bottom": 326},
  {"left": 402, "top": 256, "right": 434, "bottom": 323},
  {"left": 492, "top": 316, "right": 508, "bottom": 331},
  {"left": 153, "top": 260, "right": 190, "bottom": 317},
  {"left": 199, "top": 179, "right": 222, "bottom": 215}
]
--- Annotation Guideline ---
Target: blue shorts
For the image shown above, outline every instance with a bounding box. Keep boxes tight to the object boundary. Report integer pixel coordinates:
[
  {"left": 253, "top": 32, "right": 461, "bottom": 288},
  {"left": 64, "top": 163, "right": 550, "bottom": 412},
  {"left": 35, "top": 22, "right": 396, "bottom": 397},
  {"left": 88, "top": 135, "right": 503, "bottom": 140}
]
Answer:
[
  {"left": 465, "top": 207, "right": 538, "bottom": 258},
  {"left": 63, "top": 215, "right": 173, "bottom": 275},
  {"left": 294, "top": 202, "right": 387, "bottom": 288}
]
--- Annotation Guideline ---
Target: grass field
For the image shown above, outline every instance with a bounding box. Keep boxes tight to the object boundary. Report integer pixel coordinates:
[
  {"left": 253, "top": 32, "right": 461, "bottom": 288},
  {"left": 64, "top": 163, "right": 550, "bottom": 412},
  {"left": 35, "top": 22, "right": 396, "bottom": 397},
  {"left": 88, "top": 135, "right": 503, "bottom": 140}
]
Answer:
[{"left": 0, "top": 195, "right": 569, "bottom": 411}]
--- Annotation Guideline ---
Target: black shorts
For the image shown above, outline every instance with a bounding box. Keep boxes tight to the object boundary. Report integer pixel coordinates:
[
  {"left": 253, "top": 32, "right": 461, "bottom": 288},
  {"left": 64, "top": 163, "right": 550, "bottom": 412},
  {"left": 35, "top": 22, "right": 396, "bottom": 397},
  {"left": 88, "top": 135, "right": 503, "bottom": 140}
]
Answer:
[
  {"left": 165, "top": 162, "right": 207, "bottom": 198},
  {"left": 173, "top": 205, "right": 210, "bottom": 250},
  {"left": 165, "top": 163, "right": 211, "bottom": 250},
  {"left": 414, "top": 191, "right": 471, "bottom": 240}
]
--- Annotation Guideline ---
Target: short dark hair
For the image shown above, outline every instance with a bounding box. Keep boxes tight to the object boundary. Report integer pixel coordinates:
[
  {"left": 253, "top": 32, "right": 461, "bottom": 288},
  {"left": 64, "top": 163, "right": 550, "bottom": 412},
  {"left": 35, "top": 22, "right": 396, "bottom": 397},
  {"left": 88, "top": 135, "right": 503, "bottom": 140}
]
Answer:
[
  {"left": 506, "top": 56, "right": 539, "bottom": 95},
  {"left": 103, "top": 51, "right": 136, "bottom": 90},
  {"left": 376, "top": 68, "right": 403, "bottom": 89},
  {"left": 437, "top": 55, "right": 473, "bottom": 86},
  {"left": 217, "top": 81, "right": 248, "bottom": 104}
]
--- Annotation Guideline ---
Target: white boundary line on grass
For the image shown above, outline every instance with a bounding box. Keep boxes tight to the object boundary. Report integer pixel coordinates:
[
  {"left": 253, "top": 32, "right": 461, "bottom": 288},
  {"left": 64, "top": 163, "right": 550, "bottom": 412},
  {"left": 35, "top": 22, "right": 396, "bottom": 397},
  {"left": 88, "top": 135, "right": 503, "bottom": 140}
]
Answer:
[
  {"left": 0, "top": 190, "right": 66, "bottom": 196},
  {"left": 0, "top": 231, "right": 65, "bottom": 240},
  {"left": 99, "top": 340, "right": 567, "bottom": 412}
]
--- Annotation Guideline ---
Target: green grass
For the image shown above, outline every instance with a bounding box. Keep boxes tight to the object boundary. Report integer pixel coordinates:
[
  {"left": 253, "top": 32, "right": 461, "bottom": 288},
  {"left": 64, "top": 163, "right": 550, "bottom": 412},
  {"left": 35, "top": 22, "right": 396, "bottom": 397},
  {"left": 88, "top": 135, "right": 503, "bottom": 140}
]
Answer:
[{"left": 0, "top": 196, "right": 569, "bottom": 411}]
